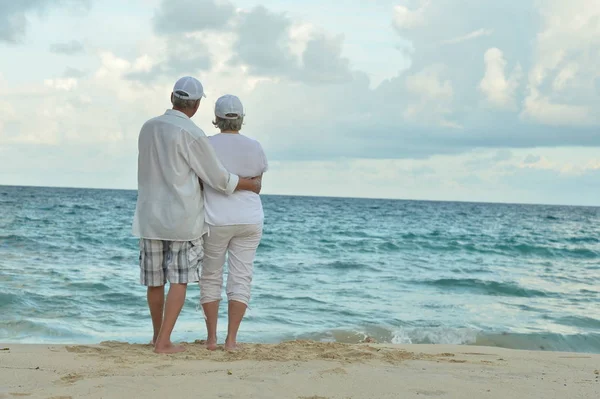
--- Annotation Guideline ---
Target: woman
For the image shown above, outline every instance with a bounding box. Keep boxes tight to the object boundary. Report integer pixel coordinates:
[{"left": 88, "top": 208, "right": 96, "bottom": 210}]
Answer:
[{"left": 200, "top": 94, "right": 268, "bottom": 351}]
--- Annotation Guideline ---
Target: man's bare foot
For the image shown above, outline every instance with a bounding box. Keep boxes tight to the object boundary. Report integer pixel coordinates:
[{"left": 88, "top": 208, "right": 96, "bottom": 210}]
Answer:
[
  {"left": 154, "top": 342, "right": 186, "bottom": 354},
  {"left": 206, "top": 339, "right": 218, "bottom": 351}
]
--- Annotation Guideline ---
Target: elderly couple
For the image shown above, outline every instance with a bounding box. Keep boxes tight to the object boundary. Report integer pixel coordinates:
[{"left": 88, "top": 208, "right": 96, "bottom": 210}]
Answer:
[{"left": 132, "top": 76, "right": 267, "bottom": 354}]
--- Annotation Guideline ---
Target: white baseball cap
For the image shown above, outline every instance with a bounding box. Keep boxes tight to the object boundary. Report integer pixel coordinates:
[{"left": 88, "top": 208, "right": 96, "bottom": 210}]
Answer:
[
  {"left": 215, "top": 94, "right": 244, "bottom": 119},
  {"left": 172, "top": 76, "right": 206, "bottom": 100}
]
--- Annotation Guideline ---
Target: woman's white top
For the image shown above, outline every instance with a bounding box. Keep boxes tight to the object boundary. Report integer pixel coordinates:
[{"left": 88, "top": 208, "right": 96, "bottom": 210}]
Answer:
[{"left": 204, "top": 133, "right": 268, "bottom": 226}]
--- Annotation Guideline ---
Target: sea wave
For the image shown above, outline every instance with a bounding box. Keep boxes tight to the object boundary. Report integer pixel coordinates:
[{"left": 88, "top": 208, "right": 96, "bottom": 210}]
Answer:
[
  {"left": 416, "top": 278, "right": 559, "bottom": 298},
  {"left": 294, "top": 326, "right": 600, "bottom": 354}
]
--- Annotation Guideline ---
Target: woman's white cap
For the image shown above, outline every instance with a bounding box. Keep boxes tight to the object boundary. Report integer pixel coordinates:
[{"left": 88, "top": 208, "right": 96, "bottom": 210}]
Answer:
[{"left": 215, "top": 94, "right": 244, "bottom": 119}]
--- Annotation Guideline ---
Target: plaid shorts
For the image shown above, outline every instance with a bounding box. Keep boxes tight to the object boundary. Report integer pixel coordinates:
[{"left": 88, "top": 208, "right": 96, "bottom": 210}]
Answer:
[{"left": 139, "top": 238, "right": 204, "bottom": 287}]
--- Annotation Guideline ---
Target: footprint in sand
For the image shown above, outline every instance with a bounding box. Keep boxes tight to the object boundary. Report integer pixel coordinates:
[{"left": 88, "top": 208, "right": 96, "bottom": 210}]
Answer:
[
  {"left": 415, "top": 390, "right": 447, "bottom": 397},
  {"left": 58, "top": 373, "right": 84, "bottom": 384},
  {"left": 318, "top": 367, "right": 348, "bottom": 376}
]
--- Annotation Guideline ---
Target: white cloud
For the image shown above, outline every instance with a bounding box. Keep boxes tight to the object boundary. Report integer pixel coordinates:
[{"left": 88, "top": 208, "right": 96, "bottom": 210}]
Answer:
[
  {"left": 125, "top": 35, "right": 212, "bottom": 82},
  {"left": 263, "top": 148, "right": 600, "bottom": 205},
  {"left": 393, "top": 1, "right": 430, "bottom": 30},
  {"left": 517, "top": 151, "right": 600, "bottom": 177},
  {"left": 552, "top": 62, "right": 579, "bottom": 92},
  {"left": 479, "top": 48, "right": 522, "bottom": 108},
  {"left": 522, "top": 89, "right": 593, "bottom": 127},
  {"left": 49, "top": 40, "right": 85, "bottom": 55},
  {"left": 523, "top": 154, "right": 541, "bottom": 164},
  {"left": 152, "top": 0, "right": 235, "bottom": 34},
  {"left": 443, "top": 29, "right": 493, "bottom": 45},
  {"left": 522, "top": 0, "right": 600, "bottom": 125},
  {"left": 0, "top": 100, "right": 16, "bottom": 139},
  {"left": 96, "top": 51, "right": 131, "bottom": 77},
  {"left": 405, "top": 65, "right": 453, "bottom": 99},
  {"left": 44, "top": 78, "right": 78, "bottom": 91},
  {"left": 1, "top": 0, "right": 600, "bottom": 205},
  {"left": 403, "top": 65, "right": 455, "bottom": 126},
  {"left": 288, "top": 22, "right": 315, "bottom": 59},
  {"left": 229, "top": 6, "right": 353, "bottom": 85}
]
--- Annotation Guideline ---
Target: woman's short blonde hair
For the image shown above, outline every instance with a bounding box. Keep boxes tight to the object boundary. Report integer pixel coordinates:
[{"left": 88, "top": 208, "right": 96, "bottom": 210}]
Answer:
[{"left": 213, "top": 115, "right": 244, "bottom": 131}]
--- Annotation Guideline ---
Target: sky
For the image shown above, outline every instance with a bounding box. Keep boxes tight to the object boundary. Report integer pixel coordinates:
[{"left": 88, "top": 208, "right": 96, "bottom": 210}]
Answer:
[{"left": 0, "top": 0, "right": 599, "bottom": 206}]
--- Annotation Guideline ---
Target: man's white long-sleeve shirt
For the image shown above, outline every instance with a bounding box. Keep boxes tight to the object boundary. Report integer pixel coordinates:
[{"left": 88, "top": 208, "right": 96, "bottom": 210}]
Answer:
[{"left": 132, "top": 109, "right": 239, "bottom": 241}]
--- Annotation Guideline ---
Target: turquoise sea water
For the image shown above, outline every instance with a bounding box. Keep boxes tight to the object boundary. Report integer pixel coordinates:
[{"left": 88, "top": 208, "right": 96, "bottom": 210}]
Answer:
[{"left": 1, "top": 185, "right": 599, "bottom": 353}]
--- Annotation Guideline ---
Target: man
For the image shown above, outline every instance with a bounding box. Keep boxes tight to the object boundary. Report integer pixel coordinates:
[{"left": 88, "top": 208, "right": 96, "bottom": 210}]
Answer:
[{"left": 132, "top": 76, "right": 261, "bottom": 354}]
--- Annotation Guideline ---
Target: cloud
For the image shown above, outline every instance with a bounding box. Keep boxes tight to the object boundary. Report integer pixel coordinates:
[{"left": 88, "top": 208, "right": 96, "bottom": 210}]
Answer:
[
  {"left": 386, "top": 0, "right": 540, "bottom": 145},
  {"left": 256, "top": 149, "right": 600, "bottom": 206},
  {"left": 522, "top": 90, "right": 593, "bottom": 127},
  {"left": 63, "top": 67, "right": 86, "bottom": 78},
  {"left": 44, "top": 78, "right": 78, "bottom": 91},
  {"left": 388, "top": 0, "right": 599, "bottom": 144},
  {"left": 232, "top": 6, "right": 297, "bottom": 77},
  {"left": 479, "top": 48, "right": 522, "bottom": 108},
  {"left": 229, "top": 6, "right": 352, "bottom": 84},
  {"left": 152, "top": 0, "right": 235, "bottom": 35},
  {"left": 402, "top": 64, "right": 455, "bottom": 125},
  {"left": 393, "top": 1, "right": 430, "bottom": 30},
  {"left": 1, "top": 0, "right": 600, "bottom": 205},
  {"left": 523, "top": 154, "right": 541, "bottom": 164},
  {"left": 521, "top": 0, "right": 600, "bottom": 126},
  {"left": 125, "top": 36, "right": 212, "bottom": 82},
  {"left": 3, "top": 0, "right": 600, "bottom": 168},
  {"left": 151, "top": 3, "right": 354, "bottom": 86},
  {"left": 49, "top": 40, "right": 85, "bottom": 55},
  {"left": 464, "top": 149, "right": 513, "bottom": 169},
  {"left": 552, "top": 62, "right": 579, "bottom": 92},
  {"left": 296, "top": 33, "right": 352, "bottom": 84},
  {"left": 0, "top": 0, "right": 91, "bottom": 43},
  {"left": 442, "top": 29, "right": 493, "bottom": 45}
]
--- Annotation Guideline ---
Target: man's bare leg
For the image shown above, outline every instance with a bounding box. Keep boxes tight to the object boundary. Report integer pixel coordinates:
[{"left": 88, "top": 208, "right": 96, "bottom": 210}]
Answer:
[
  {"left": 147, "top": 286, "right": 165, "bottom": 345},
  {"left": 202, "top": 301, "right": 220, "bottom": 350},
  {"left": 225, "top": 300, "right": 247, "bottom": 351},
  {"left": 154, "top": 283, "right": 187, "bottom": 354}
]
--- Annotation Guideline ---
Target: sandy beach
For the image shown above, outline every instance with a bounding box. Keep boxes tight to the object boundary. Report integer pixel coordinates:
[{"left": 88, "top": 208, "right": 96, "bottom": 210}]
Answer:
[{"left": 0, "top": 341, "right": 598, "bottom": 399}]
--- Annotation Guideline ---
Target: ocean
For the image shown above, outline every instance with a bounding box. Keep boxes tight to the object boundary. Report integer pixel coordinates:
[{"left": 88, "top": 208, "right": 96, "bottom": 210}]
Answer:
[{"left": 1, "top": 185, "right": 599, "bottom": 353}]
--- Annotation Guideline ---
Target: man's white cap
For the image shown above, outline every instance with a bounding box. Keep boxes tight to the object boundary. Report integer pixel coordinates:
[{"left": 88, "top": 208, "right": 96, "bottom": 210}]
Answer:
[
  {"left": 215, "top": 94, "right": 244, "bottom": 119},
  {"left": 172, "top": 76, "right": 206, "bottom": 100}
]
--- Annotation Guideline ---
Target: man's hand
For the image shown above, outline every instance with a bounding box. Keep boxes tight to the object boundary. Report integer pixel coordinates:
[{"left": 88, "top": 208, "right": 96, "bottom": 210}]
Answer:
[
  {"left": 251, "top": 176, "right": 262, "bottom": 194},
  {"left": 248, "top": 176, "right": 261, "bottom": 194},
  {"left": 236, "top": 176, "right": 261, "bottom": 194}
]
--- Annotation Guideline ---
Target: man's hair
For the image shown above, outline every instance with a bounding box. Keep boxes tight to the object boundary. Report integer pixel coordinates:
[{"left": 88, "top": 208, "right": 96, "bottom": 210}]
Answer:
[
  {"left": 172, "top": 91, "right": 199, "bottom": 110},
  {"left": 213, "top": 115, "right": 244, "bottom": 131}
]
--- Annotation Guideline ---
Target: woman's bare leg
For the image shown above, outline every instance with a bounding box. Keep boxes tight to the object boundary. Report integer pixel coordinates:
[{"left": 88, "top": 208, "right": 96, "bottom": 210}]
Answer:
[{"left": 202, "top": 300, "right": 220, "bottom": 350}]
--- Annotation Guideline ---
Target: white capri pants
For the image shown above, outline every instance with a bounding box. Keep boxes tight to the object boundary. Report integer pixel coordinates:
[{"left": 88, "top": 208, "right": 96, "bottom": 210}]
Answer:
[{"left": 200, "top": 223, "right": 263, "bottom": 306}]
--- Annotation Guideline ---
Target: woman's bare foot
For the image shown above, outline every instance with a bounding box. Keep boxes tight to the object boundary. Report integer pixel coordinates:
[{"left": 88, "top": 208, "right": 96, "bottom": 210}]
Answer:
[
  {"left": 206, "top": 338, "right": 218, "bottom": 351},
  {"left": 154, "top": 342, "right": 186, "bottom": 354},
  {"left": 224, "top": 340, "right": 240, "bottom": 351}
]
